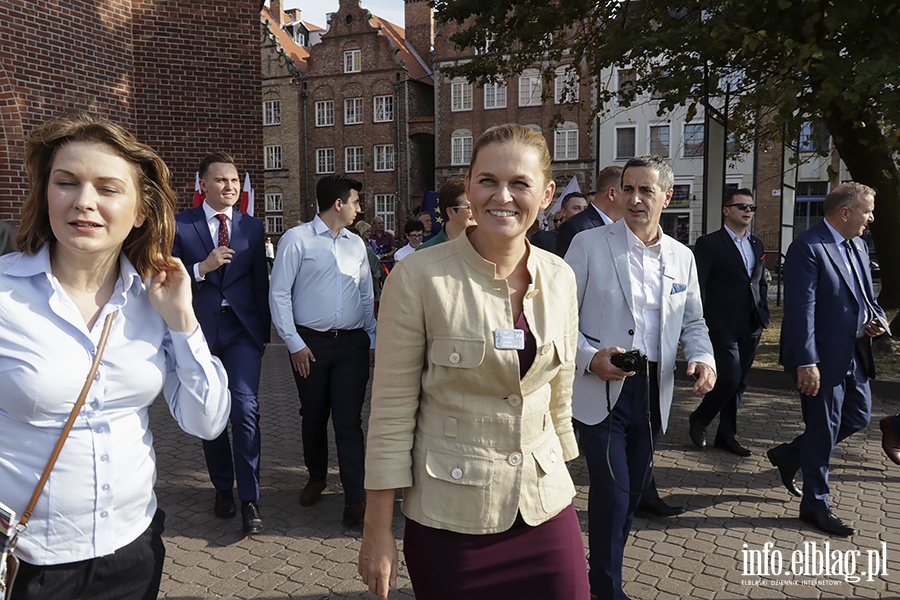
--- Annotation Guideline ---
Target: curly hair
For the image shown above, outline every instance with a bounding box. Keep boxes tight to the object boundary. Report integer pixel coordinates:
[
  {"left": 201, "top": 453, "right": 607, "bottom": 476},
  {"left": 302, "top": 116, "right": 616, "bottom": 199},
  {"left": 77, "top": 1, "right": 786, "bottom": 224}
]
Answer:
[{"left": 17, "top": 110, "right": 177, "bottom": 278}]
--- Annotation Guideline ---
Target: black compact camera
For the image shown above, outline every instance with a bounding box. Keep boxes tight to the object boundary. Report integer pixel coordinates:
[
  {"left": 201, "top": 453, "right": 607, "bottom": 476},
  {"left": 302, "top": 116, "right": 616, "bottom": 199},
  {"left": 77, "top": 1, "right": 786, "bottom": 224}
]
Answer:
[{"left": 610, "top": 350, "right": 648, "bottom": 374}]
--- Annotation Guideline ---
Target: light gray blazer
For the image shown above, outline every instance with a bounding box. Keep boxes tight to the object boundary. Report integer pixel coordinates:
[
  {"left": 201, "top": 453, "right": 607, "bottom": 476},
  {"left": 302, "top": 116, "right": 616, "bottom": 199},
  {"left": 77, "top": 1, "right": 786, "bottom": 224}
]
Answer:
[{"left": 565, "top": 219, "right": 715, "bottom": 432}]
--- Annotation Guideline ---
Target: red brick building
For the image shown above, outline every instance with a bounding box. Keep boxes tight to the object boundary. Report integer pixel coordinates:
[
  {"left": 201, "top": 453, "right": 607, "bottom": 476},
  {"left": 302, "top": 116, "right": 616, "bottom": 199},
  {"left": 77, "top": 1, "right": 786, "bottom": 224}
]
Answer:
[
  {"left": 262, "top": 0, "right": 434, "bottom": 234},
  {"left": 0, "top": 0, "right": 262, "bottom": 222},
  {"left": 433, "top": 22, "right": 596, "bottom": 194}
]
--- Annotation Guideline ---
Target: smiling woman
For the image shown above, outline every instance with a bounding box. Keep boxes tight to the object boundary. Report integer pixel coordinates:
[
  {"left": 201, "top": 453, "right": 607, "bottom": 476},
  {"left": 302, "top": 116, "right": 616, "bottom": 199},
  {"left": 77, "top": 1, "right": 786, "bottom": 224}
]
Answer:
[
  {"left": 358, "top": 124, "right": 590, "bottom": 600},
  {"left": 0, "top": 111, "right": 229, "bottom": 600}
]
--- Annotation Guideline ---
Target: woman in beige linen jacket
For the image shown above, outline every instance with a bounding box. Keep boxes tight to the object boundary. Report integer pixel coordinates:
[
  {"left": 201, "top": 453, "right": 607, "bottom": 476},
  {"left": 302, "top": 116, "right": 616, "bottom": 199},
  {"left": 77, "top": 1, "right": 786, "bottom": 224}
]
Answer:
[{"left": 358, "top": 124, "right": 589, "bottom": 600}]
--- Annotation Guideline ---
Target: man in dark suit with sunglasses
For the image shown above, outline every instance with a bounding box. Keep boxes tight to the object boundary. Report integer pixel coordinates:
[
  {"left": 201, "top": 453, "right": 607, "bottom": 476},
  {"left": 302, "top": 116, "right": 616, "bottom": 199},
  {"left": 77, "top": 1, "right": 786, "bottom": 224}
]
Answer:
[{"left": 689, "top": 189, "right": 769, "bottom": 457}]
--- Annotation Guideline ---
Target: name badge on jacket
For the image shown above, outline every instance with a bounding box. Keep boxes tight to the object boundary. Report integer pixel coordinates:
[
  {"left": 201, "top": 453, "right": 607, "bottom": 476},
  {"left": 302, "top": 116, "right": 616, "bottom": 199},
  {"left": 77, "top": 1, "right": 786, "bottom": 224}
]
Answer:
[{"left": 494, "top": 328, "right": 525, "bottom": 350}]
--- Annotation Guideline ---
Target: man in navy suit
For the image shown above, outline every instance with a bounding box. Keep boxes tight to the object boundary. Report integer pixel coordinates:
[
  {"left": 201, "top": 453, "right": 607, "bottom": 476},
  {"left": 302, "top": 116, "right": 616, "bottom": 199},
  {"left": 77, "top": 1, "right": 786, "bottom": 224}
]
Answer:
[
  {"left": 172, "top": 152, "right": 270, "bottom": 536},
  {"left": 555, "top": 165, "right": 623, "bottom": 258},
  {"left": 690, "top": 189, "right": 769, "bottom": 457},
  {"left": 768, "top": 182, "right": 888, "bottom": 537}
]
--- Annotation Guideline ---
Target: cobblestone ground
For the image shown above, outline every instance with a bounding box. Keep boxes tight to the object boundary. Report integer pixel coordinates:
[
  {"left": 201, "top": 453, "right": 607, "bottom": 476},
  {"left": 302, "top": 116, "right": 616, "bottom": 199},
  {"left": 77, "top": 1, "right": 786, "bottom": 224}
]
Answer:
[{"left": 151, "top": 339, "right": 900, "bottom": 599}]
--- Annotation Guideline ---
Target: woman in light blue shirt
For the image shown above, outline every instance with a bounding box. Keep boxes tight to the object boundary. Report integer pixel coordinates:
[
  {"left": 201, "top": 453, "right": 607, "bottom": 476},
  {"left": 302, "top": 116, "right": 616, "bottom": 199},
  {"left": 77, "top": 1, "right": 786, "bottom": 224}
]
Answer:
[{"left": 0, "top": 111, "right": 230, "bottom": 600}]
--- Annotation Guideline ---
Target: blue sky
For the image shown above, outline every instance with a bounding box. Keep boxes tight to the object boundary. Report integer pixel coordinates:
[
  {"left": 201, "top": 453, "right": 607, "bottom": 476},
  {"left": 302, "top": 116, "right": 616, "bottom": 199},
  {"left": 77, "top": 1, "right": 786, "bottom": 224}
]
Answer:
[{"left": 283, "top": 1, "right": 406, "bottom": 29}]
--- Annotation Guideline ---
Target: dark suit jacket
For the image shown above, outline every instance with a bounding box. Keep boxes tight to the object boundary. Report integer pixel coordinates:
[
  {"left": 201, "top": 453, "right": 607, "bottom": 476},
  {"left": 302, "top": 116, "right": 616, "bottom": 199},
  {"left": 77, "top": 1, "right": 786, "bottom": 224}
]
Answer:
[
  {"left": 172, "top": 206, "right": 270, "bottom": 350},
  {"left": 0, "top": 220, "right": 16, "bottom": 255},
  {"left": 694, "top": 227, "right": 769, "bottom": 335},
  {"left": 556, "top": 206, "right": 606, "bottom": 258},
  {"left": 779, "top": 220, "right": 885, "bottom": 386}
]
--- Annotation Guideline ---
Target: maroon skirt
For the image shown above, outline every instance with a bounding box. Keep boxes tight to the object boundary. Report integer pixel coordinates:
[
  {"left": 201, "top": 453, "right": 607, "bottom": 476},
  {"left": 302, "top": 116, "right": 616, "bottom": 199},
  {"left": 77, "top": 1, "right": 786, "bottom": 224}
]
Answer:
[{"left": 403, "top": 504, "right": 590, "bottom": 600}]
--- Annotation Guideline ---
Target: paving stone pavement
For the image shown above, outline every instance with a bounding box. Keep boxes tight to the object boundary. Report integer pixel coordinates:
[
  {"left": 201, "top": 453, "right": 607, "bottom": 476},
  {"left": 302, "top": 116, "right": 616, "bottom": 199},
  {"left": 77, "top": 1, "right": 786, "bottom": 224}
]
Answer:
[{"left": 151, "top": 339, "right": 900, "bottom": 599}]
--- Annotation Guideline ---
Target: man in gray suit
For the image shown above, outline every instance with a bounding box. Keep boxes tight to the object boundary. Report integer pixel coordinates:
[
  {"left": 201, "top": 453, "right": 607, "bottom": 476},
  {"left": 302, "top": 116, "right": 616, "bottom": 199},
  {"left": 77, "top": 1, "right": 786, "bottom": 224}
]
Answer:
[{"left": 565, "top": 154, "right": 716, "bottom": 600}]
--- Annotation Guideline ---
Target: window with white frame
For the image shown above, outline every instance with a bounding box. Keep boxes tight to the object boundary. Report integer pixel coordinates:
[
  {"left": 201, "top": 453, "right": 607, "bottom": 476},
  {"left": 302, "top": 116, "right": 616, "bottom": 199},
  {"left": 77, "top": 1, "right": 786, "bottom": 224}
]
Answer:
[
  {"left": 374, "top": 194, "right": 396, "bottom": 233},
  {"left": 451, "top": 129, "right": 473, "bottom": 166},
  {"left": 264, "top": 145, "right": 282, "bottom": 170},
  {"left": 265, "top": 215, "right": 283, "bottom": 234},
  {"left": 615, "top": 127, "right": 636, "bottom": 159},
  {"left": 374, "top": 145, "right": 394, "bottom": 171},
  {"left": 451, "top": 81, "right": 473, "bottom": 112},
  {"left": 617, "top": 68, "right": 637, "bottom": 102},
  {"left": 483, "top": 82, "right": 507, "bottom": 109},
  {"left": 649, "top": 125, "right": 670, "bottom": 157},
  {"left": 315, "top": 100, "right": 334, "bottom": 127},
  {"left": 554, "top": 123, "right": 578, "bottom": 160},
  {"left": 554, "top": 67, "right": 579, "bottom": 104},
  {"left": 799, "top": 120, "right": 829, "bottom": 153},
  {"left": 344, "top": 97, "right": 363, "bottom": 125},
  {"left": 683, "top": 123, "right": 705, "bottom": 157},
  {"left": 263, "top": 100, "right": 281, "bottom": 125},
  {"left": 265, "top": 193, "right": 283, "bottom": 212},
  {"left": 374, "top": 95, "right": 394, "bottom": 122},
  {"left": 316, "top": 148, "right": 335, "bottom": 174},
  {"left": 519, "top": 70, "right": 542, "bottom": 106},
  {"left": 345, "top": 146, "right": 364, "bottom": 173},
  {"left": 344, "top": 49, "right": 361, "bottom": 73}
]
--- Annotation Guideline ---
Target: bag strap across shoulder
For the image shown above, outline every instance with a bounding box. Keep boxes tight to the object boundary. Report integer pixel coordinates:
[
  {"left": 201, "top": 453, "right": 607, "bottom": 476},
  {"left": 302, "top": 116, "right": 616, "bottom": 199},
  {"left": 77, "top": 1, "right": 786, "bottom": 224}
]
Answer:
[{"left": 18, "top": 311, "right": 117, "bottom": 529}]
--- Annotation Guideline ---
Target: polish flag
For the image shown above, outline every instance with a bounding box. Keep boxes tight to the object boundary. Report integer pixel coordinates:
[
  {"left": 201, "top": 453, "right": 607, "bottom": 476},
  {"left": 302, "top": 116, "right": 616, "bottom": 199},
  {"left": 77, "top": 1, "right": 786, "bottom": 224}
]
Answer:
[
  {"left": 192, "top": 171, "right": 204, "bottom": 207},
  {"left": 240, "top": 172, "right": 255, "bottom": 216}
]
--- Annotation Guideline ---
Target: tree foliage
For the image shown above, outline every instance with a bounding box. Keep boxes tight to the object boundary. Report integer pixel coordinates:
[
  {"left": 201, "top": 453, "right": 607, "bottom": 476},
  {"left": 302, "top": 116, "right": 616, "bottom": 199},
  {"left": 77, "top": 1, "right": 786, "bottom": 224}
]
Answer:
[{"left": 433, "top": 0, "right": 900, "bottom": 308}]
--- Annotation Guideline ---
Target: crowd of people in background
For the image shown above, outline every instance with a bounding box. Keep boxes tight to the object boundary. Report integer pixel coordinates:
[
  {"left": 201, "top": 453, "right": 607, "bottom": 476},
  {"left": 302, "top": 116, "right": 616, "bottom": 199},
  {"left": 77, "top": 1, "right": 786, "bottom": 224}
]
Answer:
[{"left": 1, "top": 113, "right": 898, "bottom": 600}]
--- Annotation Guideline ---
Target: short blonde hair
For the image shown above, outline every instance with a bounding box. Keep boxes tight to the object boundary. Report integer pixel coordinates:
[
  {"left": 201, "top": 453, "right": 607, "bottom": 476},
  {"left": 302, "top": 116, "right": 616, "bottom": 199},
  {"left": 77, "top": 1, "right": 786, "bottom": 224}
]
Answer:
[{"left": 469, "top": 124, "right": 552, "bottom": 186}]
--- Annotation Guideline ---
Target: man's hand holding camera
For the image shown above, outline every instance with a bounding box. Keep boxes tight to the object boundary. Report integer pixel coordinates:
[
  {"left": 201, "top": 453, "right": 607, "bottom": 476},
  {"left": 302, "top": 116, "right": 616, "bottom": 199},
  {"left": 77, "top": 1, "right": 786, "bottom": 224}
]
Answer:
[
  {"left": 589, "top": 347, "right": 637, "bottom": 381},
  {"left": 687, "top": 362, "right": 716, "bottom": 395}
]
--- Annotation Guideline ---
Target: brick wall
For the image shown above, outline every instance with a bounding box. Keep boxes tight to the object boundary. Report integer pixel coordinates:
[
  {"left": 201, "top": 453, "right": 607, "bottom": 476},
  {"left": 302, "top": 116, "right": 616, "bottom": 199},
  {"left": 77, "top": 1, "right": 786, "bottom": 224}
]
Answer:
[{"left": 0, "top": 0, "right": 261, "bottom": 221}]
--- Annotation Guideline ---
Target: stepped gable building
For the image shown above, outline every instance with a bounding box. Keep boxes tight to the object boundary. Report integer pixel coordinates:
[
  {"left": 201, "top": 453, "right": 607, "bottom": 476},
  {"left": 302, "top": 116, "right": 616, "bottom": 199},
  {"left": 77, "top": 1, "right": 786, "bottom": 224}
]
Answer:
[
  {"left": 262, "top": 0, "right": 435, "bottom": 235},
  {"left": 432, "top": 21, "right": 596, "bottom": 196},
  {"left": 0, "top": 0, "right": 262, "bottom": 220}
]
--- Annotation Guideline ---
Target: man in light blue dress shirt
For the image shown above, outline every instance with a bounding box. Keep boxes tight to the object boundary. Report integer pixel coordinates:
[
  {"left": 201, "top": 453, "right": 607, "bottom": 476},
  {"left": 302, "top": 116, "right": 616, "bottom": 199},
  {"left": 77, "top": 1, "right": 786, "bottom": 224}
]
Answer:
[{"left": 269, "top": 174, "right": 376, "bottom": 528}]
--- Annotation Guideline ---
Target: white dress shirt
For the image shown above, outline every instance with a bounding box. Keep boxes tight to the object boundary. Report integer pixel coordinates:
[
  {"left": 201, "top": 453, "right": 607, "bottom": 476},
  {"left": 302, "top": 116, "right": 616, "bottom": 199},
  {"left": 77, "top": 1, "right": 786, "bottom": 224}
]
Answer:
[
  {"left": 192, "top": 201, "right": 234, "bottom": 282},
  {"left": 624, "top": 224, "right": 663, "bottom": 362},
  {"left": 590, "top": 202, "right": 614, "bottom": 225},
  {"left": 393, "top": 243, "right": 416, "bottom": 262},
  {"left": 0, "top": 247, "right": 230, "bottom": 565},
  {"left": 269, "top": 215, "right": 376, "bottom": 353}
]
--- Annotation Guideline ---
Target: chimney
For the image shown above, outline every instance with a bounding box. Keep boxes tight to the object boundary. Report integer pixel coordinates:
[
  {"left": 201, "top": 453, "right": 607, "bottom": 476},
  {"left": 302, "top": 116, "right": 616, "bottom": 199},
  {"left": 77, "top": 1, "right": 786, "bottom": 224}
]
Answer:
[
  {"left": 403, "top": 0, "right": 434, "bottom": 61},
  {"left": 287, "top": 9, "right": 302, "bottom": 23},
  {"left": 270, "top": 0, "right": 285, "bottom": 27}
]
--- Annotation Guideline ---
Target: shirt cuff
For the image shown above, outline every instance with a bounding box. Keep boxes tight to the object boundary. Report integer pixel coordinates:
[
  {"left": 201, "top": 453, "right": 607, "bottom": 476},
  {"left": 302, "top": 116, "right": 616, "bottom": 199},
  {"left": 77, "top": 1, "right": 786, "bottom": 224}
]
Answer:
[{"left": 193, "top": 263, "right": 205, "bottom": 282}]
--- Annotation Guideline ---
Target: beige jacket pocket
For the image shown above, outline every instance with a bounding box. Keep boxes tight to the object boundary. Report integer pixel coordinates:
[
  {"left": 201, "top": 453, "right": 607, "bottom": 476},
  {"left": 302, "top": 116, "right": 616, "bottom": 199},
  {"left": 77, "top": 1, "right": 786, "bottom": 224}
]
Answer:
[
  {"left": 430, "top": 337, "right": 485, "bottom": 368},
  {"left": 420, "top": 448, "right": 494, "bottom": 526},
  {"left": 533, "top": 435, "right": 576, "bottom": 514}
]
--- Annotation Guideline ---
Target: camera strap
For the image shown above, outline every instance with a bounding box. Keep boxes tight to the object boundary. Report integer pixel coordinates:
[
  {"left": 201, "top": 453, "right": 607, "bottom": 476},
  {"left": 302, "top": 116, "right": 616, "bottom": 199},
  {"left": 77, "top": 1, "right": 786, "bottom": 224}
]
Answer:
[{"left": 604, "top": 367, "right": 654, "bottom": 495}]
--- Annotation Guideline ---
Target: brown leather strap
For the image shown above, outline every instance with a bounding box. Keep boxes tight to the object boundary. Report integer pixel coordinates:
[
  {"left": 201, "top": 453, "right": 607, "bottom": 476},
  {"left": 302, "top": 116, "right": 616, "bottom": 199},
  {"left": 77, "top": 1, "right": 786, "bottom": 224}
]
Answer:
[{"left": 18, "top": 311, "right": 117, "bottom": 528}]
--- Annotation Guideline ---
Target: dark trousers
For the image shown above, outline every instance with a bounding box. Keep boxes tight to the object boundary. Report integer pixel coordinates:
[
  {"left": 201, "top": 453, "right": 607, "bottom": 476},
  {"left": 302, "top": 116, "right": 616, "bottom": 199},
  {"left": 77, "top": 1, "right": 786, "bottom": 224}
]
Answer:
[
  {"left": 575, "top": 369, "right": 660, "bottom": 600},
  {"left": 12, "top": 510, "right": 165, "bottom": 600},
  {"left": 292, "top": 328, "right": 369, "bottom": 505},
  {"left": 203, "top": 309, "right": 263, "bottom": 502},
  {"left": 692, "top": 327, "right": 762, "bottom": 440},
  {"left": 771, "top": 346, "right": 871, "bottom": 513}
]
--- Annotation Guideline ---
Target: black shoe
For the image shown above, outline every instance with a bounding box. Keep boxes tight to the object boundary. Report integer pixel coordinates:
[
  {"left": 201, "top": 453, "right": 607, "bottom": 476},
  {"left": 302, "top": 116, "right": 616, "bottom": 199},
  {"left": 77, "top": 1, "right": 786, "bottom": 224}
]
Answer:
[
  {"left": 688, "top": 413, "right": 707, "bottom": 449},
  {"left": 299, "top": 479, "right": 327, "bottom": 506},
  {"left": 343, "top": 501, "right": 366, "bottom": 528},
  {"left": 714, "top": 436, "right": 752, "bottom": 457},
  {"left": 635, "top": 496, "right": 685, "bottom": 517},
  {"left": 799, "top": 510, "right": 855, "bottom": 537},
  {"left": 241, "top": 501, "right": 264, "bottom": 536},
  {"left": 766, "top": 448, "right": 801, "bottom": 497},
  {"left": 214, "top": 489, "right": 236, "bottom": 519}
]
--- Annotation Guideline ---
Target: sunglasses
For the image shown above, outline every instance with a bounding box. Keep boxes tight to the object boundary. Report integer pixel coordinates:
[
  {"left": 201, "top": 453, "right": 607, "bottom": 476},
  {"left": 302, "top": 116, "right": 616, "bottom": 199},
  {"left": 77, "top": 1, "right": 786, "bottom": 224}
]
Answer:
[{"left": 725, "top": 203, "right": 757, "bottom": 212}]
